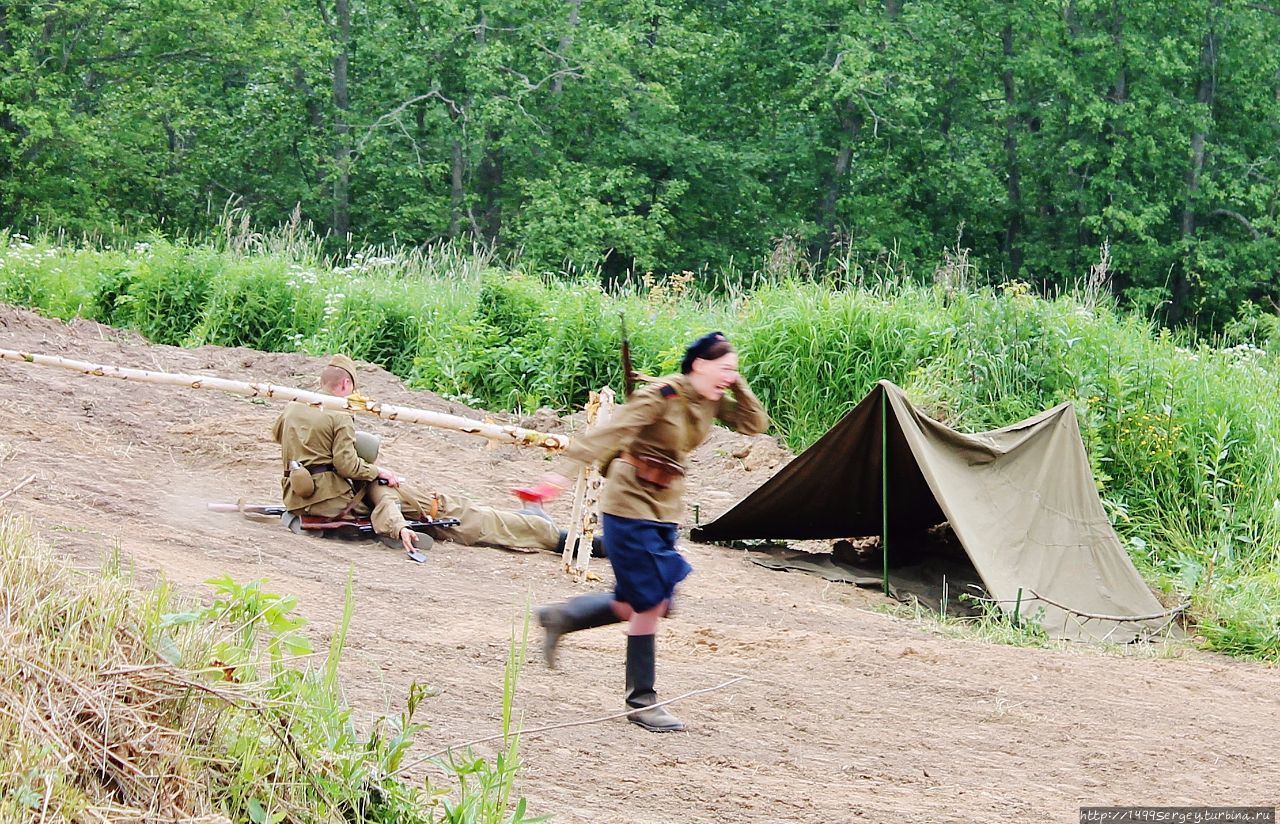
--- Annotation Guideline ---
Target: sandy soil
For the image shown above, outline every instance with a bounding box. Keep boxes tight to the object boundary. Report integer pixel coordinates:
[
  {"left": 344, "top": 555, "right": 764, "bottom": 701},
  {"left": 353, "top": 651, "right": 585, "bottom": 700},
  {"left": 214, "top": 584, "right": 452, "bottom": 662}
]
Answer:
[{"left": 0, "top": 305, "right": 1276, "bottom": 823}]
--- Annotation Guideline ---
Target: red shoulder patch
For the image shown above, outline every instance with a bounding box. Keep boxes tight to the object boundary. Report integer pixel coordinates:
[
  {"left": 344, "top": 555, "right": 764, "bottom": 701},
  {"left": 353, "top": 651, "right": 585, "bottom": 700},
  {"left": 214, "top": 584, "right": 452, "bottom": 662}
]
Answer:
[{"left": 659, "top": 384, "right": 678, "bottom": 399}]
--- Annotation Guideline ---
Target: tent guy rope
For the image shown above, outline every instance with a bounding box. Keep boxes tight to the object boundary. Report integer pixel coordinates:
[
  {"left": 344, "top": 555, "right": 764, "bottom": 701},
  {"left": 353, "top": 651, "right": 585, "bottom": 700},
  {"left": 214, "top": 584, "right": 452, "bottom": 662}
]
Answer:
[
  {"left": 392, "top": 675, "right": 748, "bottom": 777},
  {"left": 1027, "top": 590, "right": 1188, "bottom": 623}
]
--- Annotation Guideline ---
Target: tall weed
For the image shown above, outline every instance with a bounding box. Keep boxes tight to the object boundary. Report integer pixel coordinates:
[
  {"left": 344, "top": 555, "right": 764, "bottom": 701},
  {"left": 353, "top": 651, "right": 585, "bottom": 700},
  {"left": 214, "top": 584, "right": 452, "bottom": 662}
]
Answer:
[{"left": 120, "top": 241, "right": 222, "bottom": 344}]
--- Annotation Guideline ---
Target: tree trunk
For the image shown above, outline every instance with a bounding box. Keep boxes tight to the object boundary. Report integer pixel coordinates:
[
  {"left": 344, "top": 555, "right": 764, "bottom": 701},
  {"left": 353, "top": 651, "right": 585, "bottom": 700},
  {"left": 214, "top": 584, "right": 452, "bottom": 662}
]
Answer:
[
  {"left": 816, "top": 98, "right": 863, "bottom": 258},
  {"left": 0, "top": 4, "right": 14, "bottom": 225},
  {"left": 1063, "top": 0, "right": 1081, "bottom": 39},
  {"left": 1173, "top": 0, "right": 1222, "bottom": 324},
  {"left": 467, "top": 11, "right": 502, "bottom": 243},
  {"left": 1110, "top": 0, "right": 1127, "bottom": 105},
  {"left": 551, "top": 0, "right": 581, "bottom": 95},
  {"left": 294, "top": 67, "right": 326, "bottom": 190},
  {"left": 449, "top": 136, "right": 464, "bottom": 238},
  {"left": 332, "top": 0, "right": 351, "bottom": 238},
  {"left": 1001, "top": 22, "right": 1023, "bottom": 280},
  {"left": 476, "top": 135, "right": 503, "bottom": 244},
  {"left": 1061, "top": 0, "right": 1086, "bottom": 264},
  {"left": 1099, "top": 1, "right": 1128, "bottom": 256},
  {"left": 0, "top": 4, "right": 11, "bottom": 59}
]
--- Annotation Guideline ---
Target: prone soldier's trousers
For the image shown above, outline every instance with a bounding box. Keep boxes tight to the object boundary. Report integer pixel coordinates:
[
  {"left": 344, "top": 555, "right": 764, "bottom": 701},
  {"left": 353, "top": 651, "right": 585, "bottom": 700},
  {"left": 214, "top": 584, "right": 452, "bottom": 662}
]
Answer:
[{"left": 300, "top": 483, "right": 559, "bottom": 551}]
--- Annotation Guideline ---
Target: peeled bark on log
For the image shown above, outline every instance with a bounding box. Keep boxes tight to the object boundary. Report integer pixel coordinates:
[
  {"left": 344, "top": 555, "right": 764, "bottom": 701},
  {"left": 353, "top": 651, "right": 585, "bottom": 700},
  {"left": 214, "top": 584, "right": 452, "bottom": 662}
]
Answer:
[
  {"left": 0, "top": 349, "right": 569, "bottom": 451},
  {"left": 562, "top": 386, "right": 614, "bottom": 576}
]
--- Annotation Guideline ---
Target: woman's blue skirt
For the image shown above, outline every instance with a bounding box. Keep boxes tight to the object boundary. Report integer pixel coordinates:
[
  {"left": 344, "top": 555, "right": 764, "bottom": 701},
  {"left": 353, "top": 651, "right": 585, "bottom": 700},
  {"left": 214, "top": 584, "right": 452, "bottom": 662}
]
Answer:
[{"left": 601, "top": 513, "right": 692, "bottom": 612}]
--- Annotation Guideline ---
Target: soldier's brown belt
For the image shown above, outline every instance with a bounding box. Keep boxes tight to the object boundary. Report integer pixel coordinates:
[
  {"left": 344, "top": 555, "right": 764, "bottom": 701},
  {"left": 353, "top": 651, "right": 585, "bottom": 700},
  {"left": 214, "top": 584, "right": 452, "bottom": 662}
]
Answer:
[
  {"left": 620, "top": 452, "right": 684, "bottom": 488},
  {"left": 282, "top": 462, "right": 335, "bottom": 480}
]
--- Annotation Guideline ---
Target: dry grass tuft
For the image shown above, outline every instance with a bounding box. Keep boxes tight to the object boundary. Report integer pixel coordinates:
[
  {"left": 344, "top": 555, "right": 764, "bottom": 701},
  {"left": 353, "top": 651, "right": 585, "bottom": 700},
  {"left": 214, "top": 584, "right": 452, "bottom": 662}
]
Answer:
[{"left": 0, "top": 516, "right": 232, "bottom": 821}]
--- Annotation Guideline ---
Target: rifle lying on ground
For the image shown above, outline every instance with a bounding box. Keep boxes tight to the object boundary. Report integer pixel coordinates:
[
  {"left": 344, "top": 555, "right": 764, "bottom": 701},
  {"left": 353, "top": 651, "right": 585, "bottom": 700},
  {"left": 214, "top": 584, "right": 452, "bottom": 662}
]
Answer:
[{"left": 207, "top": 501, "right": 459, "bottom": 564}]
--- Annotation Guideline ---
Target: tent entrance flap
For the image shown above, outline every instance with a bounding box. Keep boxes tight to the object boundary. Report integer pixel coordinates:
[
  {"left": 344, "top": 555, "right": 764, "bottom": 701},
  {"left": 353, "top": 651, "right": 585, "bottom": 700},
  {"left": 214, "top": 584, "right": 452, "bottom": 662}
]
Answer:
[
  {"left": 881, "top": 389, "right": 948, "bottom": 540},
  {"left": 692, "top": 381, "right": 1174, "bottom": 643}
]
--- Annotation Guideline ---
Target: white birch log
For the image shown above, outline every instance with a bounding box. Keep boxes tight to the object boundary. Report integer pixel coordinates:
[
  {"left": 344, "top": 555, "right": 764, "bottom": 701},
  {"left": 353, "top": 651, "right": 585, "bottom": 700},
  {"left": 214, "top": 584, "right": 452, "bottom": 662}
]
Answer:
[
  {"left": 0, "top": 348, "right": 570, "bottom": 451},
  {"left": 561, "top": 389, "right": 600, "bottom": 571},
  {"left": 569, "top": 386, "right": 614, "bottom": 575},
  {"left": 561, "top": 467, "right": 590, "bottom": 570}
]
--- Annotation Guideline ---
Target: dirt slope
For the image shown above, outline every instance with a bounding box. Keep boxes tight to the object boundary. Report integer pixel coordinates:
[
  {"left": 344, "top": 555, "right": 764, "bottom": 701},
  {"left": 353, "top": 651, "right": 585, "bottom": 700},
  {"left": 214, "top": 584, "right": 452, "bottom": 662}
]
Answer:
[{"left": 0, "top": 306, "right": 1275, "bottom": 823}]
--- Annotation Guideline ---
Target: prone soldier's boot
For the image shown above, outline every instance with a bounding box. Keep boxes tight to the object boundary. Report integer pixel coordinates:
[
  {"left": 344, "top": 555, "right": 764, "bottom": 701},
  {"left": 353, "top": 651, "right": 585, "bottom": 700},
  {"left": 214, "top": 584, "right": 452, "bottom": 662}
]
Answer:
[
  {"left": 624, "top": 633, "right": 685, "bottom": 733},
  {"left": 537, "top": 592, "right": 621, "bottom": 668},
  {"left": 555, "top": 529, "right": 607, "bottom": 558},
  {"left": 518, "top": 500, "right": 555, "bottom": 524}
]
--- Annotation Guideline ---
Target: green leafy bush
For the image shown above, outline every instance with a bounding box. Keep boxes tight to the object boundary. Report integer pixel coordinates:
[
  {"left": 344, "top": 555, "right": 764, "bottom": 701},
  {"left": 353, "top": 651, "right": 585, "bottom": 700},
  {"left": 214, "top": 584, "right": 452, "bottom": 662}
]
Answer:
[
  {"left": 190, "top": 259, "right": 312, "bottom": 351},
  {"left": 118, "top": 242, "right": 222, "bottom": 344}
]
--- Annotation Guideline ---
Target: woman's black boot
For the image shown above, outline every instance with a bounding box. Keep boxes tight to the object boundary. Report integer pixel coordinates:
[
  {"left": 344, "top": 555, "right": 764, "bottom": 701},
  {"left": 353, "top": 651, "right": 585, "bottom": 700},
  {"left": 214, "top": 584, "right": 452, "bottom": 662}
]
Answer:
[
  {"left": 624, "top": 634, "right": 685, "bottom": 732},
  {"left": 536, "top": 592, "right": 620, "bottom": 668}
]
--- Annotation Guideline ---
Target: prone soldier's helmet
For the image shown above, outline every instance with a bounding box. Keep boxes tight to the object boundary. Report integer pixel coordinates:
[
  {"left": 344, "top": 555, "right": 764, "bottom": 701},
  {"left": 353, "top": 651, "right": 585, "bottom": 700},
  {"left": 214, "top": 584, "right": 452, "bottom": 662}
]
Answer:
[{"left": 354, "top": 430, "right": 381, "bottom": 464}]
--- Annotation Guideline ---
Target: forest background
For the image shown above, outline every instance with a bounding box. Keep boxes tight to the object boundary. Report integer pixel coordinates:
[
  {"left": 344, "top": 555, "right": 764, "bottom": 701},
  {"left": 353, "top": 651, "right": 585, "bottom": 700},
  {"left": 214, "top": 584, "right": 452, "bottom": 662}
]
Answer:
[{"left": 5, "top": 0, "right": 1280, "bottom": 327}]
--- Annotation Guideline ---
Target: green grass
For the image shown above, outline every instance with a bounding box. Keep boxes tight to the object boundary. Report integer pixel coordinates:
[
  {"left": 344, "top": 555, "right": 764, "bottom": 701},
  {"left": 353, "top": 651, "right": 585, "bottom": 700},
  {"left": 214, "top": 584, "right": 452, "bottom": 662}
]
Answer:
[
  {"left": 1, "top": 225, "right": 1277, "bottom": 661},
  {"left": 0, "top": 514, "right": 539, "bottom": 822}
]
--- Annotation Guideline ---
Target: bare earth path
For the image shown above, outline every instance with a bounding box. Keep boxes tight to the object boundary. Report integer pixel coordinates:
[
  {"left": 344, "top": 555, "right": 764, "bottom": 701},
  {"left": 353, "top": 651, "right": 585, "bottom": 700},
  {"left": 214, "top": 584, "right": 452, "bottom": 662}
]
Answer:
[{"left": 1, "top": 306, "right": 1275, "bottom": 823}]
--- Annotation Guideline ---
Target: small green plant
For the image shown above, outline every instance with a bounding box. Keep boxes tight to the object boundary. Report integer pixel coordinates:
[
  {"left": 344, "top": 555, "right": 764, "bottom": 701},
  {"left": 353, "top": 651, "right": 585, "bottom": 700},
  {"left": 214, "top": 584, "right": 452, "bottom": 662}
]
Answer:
[
  {"left": 432, "top": 615, "right": 546, "bottom": 824},
  {"left": 886, "top": 591, "right": 1054, "bottom": 649}
]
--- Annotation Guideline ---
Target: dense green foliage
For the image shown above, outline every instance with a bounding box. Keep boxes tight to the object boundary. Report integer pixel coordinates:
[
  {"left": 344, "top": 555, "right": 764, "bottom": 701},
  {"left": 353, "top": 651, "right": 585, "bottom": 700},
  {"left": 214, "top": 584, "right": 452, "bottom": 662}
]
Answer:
[
  {"left": 2, "top": 231, "right": 1277, "bottom": 660},
  {"left": 0, "top": 515, "right": 537, "bottom": 822},
  {"left": 3, "top": 1, "right": 1280, "bottom": 325}
]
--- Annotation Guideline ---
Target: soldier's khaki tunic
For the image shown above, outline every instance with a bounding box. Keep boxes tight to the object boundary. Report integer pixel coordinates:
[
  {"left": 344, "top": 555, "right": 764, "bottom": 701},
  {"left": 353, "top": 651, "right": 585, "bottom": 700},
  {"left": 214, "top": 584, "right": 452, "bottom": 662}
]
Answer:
[
  {"left": 552, "top": 373, "right": 769, "bottom": 522},
  {"left": 272, "top": 402, "right": 558, "bottom": 549}
]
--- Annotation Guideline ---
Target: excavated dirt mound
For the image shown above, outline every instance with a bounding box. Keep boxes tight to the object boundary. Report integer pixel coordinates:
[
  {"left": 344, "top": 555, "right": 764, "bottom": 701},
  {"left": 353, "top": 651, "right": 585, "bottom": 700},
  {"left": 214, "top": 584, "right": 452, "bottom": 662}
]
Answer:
[{"left": 1, "top": 305, "right": 1276, "bottom": 823}]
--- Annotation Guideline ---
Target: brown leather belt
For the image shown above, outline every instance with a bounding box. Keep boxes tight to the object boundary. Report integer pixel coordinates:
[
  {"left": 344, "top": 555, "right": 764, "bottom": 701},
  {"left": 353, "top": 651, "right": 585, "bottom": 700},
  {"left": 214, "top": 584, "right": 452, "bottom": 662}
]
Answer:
[
  {"left": 620, "top": 452, "right": 684, "bottom": 488},
  {"left": 282, "top": 462, "right": 335, "bottom": 480}
]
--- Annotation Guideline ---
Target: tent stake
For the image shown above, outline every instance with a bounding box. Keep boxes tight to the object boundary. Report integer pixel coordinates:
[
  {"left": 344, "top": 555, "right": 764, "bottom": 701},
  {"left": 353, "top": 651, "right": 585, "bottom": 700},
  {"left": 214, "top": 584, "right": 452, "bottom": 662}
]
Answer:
[
  {"left": 1013, "top": 587, "right": 1024, "bottom": 626},
  {"left": 881, "top": 392, "right": 889, "bottom": 596}
]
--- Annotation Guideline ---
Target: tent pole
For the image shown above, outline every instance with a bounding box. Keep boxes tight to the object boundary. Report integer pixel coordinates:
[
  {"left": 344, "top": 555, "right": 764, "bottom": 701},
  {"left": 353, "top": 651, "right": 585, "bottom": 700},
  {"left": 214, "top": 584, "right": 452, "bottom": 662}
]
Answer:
[{"left": 881, "top": 392, "right": 889, "bottom": 596}]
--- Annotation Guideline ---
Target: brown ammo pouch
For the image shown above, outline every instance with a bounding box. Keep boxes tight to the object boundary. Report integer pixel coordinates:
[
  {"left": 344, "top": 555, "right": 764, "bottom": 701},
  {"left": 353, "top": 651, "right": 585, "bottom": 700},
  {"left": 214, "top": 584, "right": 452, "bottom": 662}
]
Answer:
[{"left": 620, "top": 452, "right": 685, "bottom": 489}]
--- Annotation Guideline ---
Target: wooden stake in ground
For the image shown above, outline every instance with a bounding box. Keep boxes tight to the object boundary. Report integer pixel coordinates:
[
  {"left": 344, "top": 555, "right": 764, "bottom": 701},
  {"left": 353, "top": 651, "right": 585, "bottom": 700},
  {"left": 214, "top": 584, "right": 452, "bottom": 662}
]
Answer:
[
  {"left": 561, "top": 387, "right": 614, "bottom": 577},
  {"left": 0, "top": 349, "right": 569, "bottom": 451}
]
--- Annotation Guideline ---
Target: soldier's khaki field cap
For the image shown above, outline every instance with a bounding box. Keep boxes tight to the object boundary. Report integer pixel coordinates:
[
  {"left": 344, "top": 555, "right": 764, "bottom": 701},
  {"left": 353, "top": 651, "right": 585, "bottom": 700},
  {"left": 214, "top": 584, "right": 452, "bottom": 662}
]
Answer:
[{"left": 328, "top": 354, "right": 358, "bottom": 389}]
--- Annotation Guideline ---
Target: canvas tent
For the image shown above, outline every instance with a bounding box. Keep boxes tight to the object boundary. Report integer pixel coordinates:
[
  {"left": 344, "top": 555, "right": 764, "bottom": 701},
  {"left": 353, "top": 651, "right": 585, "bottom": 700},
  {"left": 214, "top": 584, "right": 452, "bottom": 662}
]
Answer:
[{"left": 691, "top": 381, "right": 1174, "bottom": 642}]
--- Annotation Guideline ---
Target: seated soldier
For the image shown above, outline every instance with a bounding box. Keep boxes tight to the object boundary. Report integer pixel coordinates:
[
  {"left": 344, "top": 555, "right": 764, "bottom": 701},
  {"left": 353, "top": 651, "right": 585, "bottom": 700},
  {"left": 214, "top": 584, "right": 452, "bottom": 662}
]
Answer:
[{"left": 271, "top": 354, "right": 567, "bottom": 556}]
